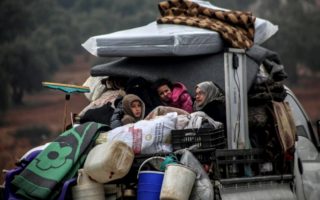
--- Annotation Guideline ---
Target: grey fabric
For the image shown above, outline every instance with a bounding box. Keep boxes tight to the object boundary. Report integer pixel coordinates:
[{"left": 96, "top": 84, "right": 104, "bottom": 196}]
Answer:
[
  {"left": 246, "top": 45, "right": 287, "bottom": 81},
  {"left": 91, "top": 51, "right": 259, "bottom": 95}
]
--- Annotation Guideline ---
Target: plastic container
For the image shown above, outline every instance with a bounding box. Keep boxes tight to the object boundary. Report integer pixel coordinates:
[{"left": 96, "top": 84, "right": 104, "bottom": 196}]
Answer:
[
  {"left": 137, "top": 157, "right": 165, "bottom": 200},
  {"left": 171, "top": 127, "right": 226, "bottom": 151},
  {"left": 72, "top": 184, "right": 105, "bottom": 200},
  {"left": 72, "top": 169, "right": 105, "bottom": 200},
  {"left": 160, "top": 164, "right": 196, "bottom": 200},
  {"left": 84, "top": 140, "right": 134, "bottom": 183}
]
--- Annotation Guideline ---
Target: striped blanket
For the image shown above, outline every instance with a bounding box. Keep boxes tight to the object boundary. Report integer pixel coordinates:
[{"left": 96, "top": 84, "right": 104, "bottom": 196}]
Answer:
[{"left": 157, "top": 0, "right": 256, "bottom": 49}]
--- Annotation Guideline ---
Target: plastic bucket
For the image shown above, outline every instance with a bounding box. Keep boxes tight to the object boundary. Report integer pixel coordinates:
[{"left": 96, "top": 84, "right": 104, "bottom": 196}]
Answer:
[
  {"left": 72, "top": 169, "right": 105, "bottom": 200},
  {"left": 72, "top": 184, "right": 105, "bottom": 200},
  {"left": 137, "top": 157, "right": 165, "bottom": 200},
  {"left": 160, "top": 164, "right": 196, "bottom": 200}
]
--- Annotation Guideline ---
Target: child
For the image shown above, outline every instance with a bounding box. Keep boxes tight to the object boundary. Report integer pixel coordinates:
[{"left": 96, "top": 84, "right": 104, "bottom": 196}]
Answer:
[
  {"left": 110, "top": 94, "right": 145, "bottom": 128},
  {"left": 124, "top": 77, "right": 161, "bottom": 115},
  {"left": 153, "top": 78, "right": 193, "bottom": 113}
]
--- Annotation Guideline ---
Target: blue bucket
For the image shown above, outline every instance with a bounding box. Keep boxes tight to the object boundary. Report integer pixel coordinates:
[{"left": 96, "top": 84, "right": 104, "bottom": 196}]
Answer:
[
  {"left": 137, "top": 171, "right": 164, "bottom": 200},
  {"left": 137, "top": 157, "right": 165, "bottom": 200}
]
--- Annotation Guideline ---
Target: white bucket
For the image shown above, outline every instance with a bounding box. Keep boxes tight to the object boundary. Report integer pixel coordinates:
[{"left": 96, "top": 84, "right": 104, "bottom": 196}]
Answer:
[
  {"left": 72, "top": 184, "right": 105, "bottom": 200},
  {"left": 160, "top": 164, "right": 196, "bottom": 200},
  {"left": 77, "top": 169, "right": 96, "bottom": 185},
  {"left": 84, "top": 140, "right": 134, "bottom": 183},
  {"left": 72, "top": 169, "right": 105, "bottom": 200}
]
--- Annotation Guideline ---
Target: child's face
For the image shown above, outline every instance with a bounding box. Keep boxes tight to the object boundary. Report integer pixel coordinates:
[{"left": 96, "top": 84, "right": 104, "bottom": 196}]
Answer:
[
  {"left": 157, "top": 84, "right": 172, "bottom": 102},
  {"left": 131, "top": 100, "right": 142, "bottom": 118}
]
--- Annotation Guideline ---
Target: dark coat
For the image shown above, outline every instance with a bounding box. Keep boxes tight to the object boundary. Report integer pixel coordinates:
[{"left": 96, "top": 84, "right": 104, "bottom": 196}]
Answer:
[
  {"left": 201, "top": 100, "right": 226, "bottom": 127},
  {"left": 110, "top": 97, "right": 124, "bottom": 129},
  {"left": 80, "top": 102, "right": 114, "bottom": 126}
]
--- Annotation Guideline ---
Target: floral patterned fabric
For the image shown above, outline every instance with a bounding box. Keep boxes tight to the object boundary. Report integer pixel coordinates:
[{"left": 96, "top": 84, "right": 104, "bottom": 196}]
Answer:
[{"left": 11, "top": 122, "right": 108, "bottom": 199}]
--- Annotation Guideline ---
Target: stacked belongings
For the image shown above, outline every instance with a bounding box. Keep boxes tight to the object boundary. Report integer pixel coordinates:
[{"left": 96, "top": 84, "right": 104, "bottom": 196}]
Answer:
[
  {"left": 94, "top": 110, "right": 225, "bottom": 200},
  {"left": 3, "top": 1, "right": 286, "bottom": 199},
  {"left": 78, "top": 76, "right": 127, "bottom": 126},
  {"left": 247, "top": 45, "right": 297, "bottom": 173},
  {"left": 82, "top": 1, "right": 278, "bottom": 57}
]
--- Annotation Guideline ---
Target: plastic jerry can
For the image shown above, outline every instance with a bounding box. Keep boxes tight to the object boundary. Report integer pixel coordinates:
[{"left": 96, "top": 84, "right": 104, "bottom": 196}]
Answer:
[{"left": 84, "top": 140, "right": 134, "bottom": 183}]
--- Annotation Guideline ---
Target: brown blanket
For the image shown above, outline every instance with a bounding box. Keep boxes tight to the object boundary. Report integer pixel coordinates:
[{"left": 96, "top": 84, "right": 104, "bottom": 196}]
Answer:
[
  {"left": 271, "top": 101, "right": 297, "bottom": 153},
  {"left": 157, "top": 0, "right": 256, "bottom": 49}
]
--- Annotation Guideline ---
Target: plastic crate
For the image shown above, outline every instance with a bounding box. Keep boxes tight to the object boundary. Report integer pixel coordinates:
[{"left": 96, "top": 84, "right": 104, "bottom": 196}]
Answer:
[
  {"left": 188, "top": 148, "right": 216, "bottom": 164},
  {"left": 212, "top": 148, "right": 294, "bottom": 180},
  {"left": 171, "top": 128, "right": 226, "bottom": 151}
]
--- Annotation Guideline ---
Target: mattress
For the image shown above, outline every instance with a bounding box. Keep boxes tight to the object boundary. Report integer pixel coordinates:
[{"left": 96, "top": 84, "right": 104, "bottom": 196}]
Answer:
[{"left": 82, "top": 2, "right": 278, "bottom": 57}]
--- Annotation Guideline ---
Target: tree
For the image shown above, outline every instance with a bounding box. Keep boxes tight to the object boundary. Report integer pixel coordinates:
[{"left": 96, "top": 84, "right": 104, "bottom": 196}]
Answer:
[
  {"left": 0, "top": 0, "right": 34, "bottom": 43},
  {"left": 1, "top": 39, "right": 48, "bottom": 104},
  {"left": 255, "top": 0, "right": 320, "bottom": 83},
  {"left": 0, "top": 67, "right": 10, "bottom": 114},
  {"left": 0, "top": 0, "right": 35, "bottom": 108},
  {"left": 0, "top": 0, "right": 80, "bottom": 108},
  {"left": 216, "top": 0, "right": 320, "bottom": 83}
]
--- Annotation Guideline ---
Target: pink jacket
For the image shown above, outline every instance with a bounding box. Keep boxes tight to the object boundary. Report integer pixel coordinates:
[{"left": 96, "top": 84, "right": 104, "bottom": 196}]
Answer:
[{"left": 168, "top": 82, "right": 193, "bottom": 113}]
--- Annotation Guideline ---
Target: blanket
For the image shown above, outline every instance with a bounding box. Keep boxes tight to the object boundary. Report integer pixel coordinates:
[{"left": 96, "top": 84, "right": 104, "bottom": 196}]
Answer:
[
  {"left": 271, "top": 101, "right": 297, "bottom": 153},
  {"left": 157, "top": 0, "right": 256, "bottom": 49},
  {"left": 11, "top": 122, "right": 108, "bottom": 199}
]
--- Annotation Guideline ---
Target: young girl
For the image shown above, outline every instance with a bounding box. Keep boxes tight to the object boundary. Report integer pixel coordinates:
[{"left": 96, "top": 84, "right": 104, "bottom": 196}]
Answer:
[
  {"left": 153, "top": 78, "right": 193, "bottom": 113},
  {"left": 110, "top": 94, "right": 145, "bottom": 128}
]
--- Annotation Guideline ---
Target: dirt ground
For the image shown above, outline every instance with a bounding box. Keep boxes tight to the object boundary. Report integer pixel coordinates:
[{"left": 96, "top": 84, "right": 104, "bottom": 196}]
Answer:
[{"left": 0, "top": 56, "right": 319, "bottom": 184}]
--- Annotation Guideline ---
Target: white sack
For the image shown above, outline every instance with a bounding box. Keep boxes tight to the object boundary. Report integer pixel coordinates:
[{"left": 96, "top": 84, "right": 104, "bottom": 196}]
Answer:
[
  {"left": 104, "top": 112, "right": 177, "bottom": 154},
  {"left": 83, "top": 76, "right": 107, "bottom": 102}
]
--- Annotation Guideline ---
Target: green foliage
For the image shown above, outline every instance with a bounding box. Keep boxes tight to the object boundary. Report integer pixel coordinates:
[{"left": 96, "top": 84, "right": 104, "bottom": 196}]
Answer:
[
  {"left": 0, "top": 68, "right": 10, "bottom": 113},
  {"left": 0, "top": 0, "right": 34, "bottom": 42},
  {"left": 213, "top": 0, "right": 253, "bottom": 11},
  {"left": 1, "top": 0, "right": 319, "bottom": 112},
  {"left": 0, "top": 0, "right": 79, "bottom": 109},
  {"left": 254, "top": 0, "right": 320, "bottom": 81},
  {"left": 1, "top": 38, "right": 49, "bottom": 104},
  {"left": 30, "top": 28, "right": 61, "bottom": 72},
  {"left": 215, "top": 0, "right": 320, "bottom": 81},
  {"left": 57, "top": 0, "right": 76, "bottom": 9}
]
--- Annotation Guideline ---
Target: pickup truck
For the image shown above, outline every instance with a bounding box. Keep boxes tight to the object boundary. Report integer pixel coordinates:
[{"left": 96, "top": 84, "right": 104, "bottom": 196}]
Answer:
[
  {"left": 89, "top": 46, "right": 320, "bottom": 200},
  {"left": 4, "top": 1, "right": 320, "bottom": 198}
]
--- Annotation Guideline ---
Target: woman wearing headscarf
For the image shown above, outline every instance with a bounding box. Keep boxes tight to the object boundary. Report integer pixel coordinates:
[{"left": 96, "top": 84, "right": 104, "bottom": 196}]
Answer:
[{"left": 193, "top": 81, "right": 226, "bottom": 126}]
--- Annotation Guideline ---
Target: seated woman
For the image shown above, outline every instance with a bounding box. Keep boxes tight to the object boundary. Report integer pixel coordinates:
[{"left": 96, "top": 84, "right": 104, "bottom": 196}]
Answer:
[
  {"left": 193, "top": 81, "right": 226, "bottom": 126},
  {"left": 153, "top": 78, "right": 193, "bottom": 113}
]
